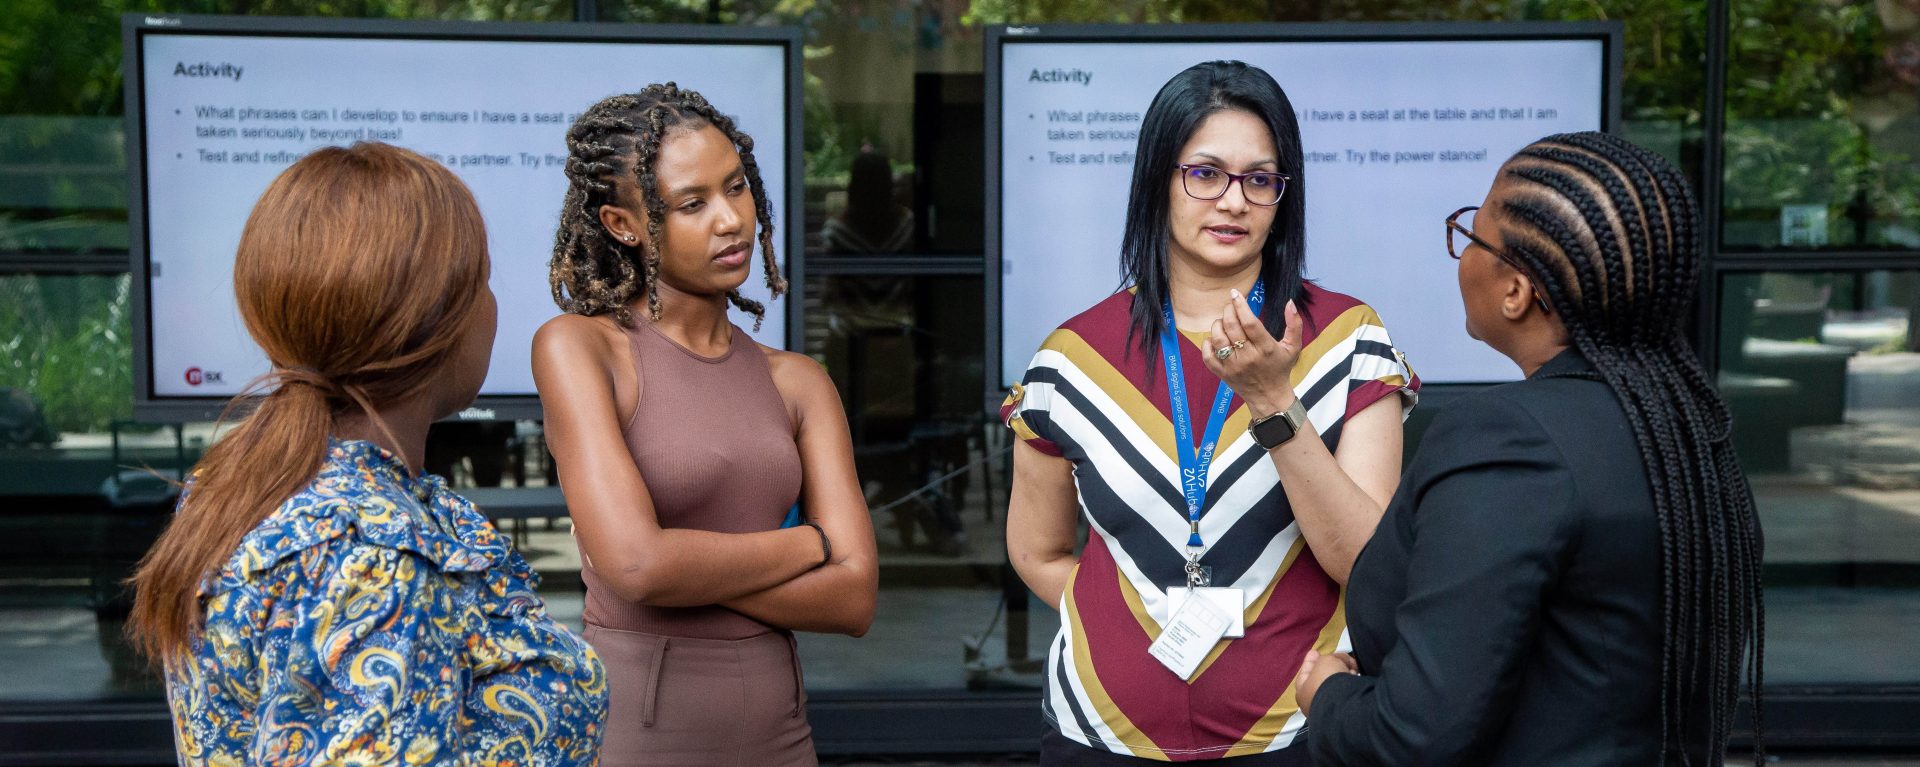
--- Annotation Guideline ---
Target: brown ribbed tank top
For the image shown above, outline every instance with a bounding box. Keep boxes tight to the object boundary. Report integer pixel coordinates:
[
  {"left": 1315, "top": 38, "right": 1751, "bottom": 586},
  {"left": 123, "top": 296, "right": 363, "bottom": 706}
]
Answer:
[{"left": 578, "top": 318, "right": 804, "bottom": 640}]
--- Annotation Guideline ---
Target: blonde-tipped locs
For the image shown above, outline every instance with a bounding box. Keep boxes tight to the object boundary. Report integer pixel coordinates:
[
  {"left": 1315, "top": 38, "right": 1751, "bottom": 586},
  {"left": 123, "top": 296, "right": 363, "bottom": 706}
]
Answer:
[
  {"left": 548, "top": 83, "right": 785, "bottom": 330},
  {"left": 1494, "top": 131, "right": 1764, "bottom": 767},
  {"left": 126, "top": 142, "right": 492, "bottom": 662}
]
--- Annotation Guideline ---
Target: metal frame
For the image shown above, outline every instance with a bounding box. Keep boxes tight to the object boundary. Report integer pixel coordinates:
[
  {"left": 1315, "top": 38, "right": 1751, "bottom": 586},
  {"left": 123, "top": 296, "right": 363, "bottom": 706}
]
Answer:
[
  {"left": 119, "top": 12, "right": 806, "bottom": 422},
  {"left": 1694, "top": 0, "right": 1731, "bottom": 362},
  {"left": 983, "top": 21, "right": 1625, "bottom": 400},
  {"left": 0, "top": 252, "right": 127, "bottom": 274},
  {"left": 807, "top": 254, "right": 987, "bottom": 276},
  {"left": 1693, "top": 0, "right": 1920, "bottom": 364}
]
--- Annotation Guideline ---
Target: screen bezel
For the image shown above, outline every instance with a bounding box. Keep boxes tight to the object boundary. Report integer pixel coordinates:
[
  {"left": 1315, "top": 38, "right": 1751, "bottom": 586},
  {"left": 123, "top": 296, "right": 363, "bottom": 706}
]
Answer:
[
  {"left": 123, "top": 13, "right": 805, "bottom": 422},
  {"left": 983, "top": 21, "right": 1625, "bottom": 401}
]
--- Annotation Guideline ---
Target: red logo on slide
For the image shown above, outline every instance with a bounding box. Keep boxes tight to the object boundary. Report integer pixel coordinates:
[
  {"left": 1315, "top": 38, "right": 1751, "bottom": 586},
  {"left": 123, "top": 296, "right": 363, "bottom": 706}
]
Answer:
[{"left": 184, "top": 367, "right": 223, "bottom": 386}]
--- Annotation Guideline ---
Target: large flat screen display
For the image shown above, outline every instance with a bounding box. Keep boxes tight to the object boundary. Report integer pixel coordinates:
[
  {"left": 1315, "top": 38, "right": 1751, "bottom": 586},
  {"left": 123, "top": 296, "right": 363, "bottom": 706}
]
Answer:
[
  {"left": 125, "top": 15, "right": 801, "bottom": 420},
  {"left": 989, "top": 23, "right": 1620, "bottom": 388}
]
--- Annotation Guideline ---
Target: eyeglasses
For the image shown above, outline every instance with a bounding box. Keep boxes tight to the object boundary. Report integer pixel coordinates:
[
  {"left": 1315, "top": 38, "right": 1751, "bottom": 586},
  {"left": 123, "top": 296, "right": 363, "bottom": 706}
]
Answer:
[
  {"left": 1177, "top": 164, "right": 1288, "bottom": 207},
  {"left": 1446, "top": 205, "right": 1554, "bottom": 315}
]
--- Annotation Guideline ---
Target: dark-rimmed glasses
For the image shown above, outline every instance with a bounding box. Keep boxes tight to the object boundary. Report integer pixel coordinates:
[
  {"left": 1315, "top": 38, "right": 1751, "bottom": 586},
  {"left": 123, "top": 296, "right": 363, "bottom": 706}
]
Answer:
[
  {"left": 1447, "top": 205, "right": 1554, "bottom": 315},
  {"left": 1177, "top": 164, "right": 1288, "bottom": 206}
]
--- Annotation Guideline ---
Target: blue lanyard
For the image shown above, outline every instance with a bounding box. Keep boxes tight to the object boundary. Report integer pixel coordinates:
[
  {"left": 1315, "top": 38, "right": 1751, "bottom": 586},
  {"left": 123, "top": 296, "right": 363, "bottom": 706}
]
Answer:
[{"left": 1159, "top": 281, "right": 1266, "bottom": 553}]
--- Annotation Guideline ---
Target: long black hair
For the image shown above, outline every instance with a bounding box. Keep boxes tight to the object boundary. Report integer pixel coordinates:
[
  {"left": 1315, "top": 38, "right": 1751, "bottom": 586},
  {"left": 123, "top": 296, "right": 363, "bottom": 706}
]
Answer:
[
  {"left": 1494, "top": 131, "right": 1764, "bottom": 766},
  {"left": 548, "top": 83, "right": 785, "bottom": 330},
  {"left": 843, "top": 146, "right": 904, "bottom": 244},
  {"left": 1121, "top": 60, "right": 1308, "bottom": 362}
]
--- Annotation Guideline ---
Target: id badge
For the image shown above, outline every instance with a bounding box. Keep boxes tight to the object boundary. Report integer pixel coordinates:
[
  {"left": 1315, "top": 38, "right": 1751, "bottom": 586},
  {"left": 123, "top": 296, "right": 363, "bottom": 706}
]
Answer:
[
  {"left": 1168, "top": 586, "right": 1245, "bottom": 638},
  {"left": 1149, "top": 593, "right": 1232, "bottom": 681}
]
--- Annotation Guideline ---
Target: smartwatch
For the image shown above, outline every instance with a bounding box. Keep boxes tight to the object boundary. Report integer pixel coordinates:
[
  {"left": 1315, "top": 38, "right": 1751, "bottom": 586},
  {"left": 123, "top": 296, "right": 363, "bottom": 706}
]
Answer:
[{"left": 1249, "top": 399, "right": 1309, "bottom": 450}]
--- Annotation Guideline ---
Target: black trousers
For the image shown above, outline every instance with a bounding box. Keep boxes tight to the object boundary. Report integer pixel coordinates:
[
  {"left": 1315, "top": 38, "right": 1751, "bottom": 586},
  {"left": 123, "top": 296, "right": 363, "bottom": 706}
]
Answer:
[{"left": 1041, "top": 729, "right": 1313, "bottom": 766}]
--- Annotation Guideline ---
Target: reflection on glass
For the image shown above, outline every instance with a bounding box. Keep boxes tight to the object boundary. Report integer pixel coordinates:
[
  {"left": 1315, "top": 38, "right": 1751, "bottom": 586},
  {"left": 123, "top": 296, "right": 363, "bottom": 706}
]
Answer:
[
  {"left": 1, "top": 274, "right": 167, "bottom": 700},
  {"left": 1725, "top": 0, "right": 1920, "bottom": 248},
  {"left": 806, "top": 275, "right": 982, "bottom": 553},
  {"left": 793, "top": 274, "right": 1051, "bottom": 690},
  {"left": 1719, "top": 270, "right": 1920, "bottom": 684},
  {"left": 0, "top": 274, "right": 568, "bottom": 703},
  {"left": 0, "top": 117, "right": 128, "bottom": 252},
  {"left": 819, "top": 146, "right": 917, "bottom": 255},
  {"left": 0, "top": 275, "right": 132, "bottom": 435}
]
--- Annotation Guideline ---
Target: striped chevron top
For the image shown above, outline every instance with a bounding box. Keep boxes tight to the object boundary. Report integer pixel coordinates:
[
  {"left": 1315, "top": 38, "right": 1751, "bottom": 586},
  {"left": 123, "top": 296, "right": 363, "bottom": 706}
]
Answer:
[{"left": 1002, "top": 283, "right": 1418, "bottom": 761}]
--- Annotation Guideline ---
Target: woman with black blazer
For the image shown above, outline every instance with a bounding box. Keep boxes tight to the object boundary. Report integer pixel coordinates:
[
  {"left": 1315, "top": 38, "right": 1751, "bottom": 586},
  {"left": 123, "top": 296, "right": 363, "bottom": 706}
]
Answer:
[{"left": 1293, "top": 132, "right": 1765, "bottom": 766}]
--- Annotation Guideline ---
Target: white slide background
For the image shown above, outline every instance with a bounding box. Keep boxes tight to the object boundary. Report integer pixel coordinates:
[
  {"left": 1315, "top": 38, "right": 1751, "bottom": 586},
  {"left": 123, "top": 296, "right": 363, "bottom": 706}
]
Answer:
[
  {"left": 141, "top": 33, "right": 788, "bottom": 398},
  {"left": 999, "top": 39, "right": 1604, "bottom": 385}
]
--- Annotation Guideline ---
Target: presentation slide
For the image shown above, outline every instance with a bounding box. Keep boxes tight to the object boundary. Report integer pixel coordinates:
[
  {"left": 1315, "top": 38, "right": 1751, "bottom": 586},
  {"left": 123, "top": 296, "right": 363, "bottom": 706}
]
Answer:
[
  {"left": 139, "top": 31, "right": 789, "bottom": 399},
  {"left": 998, "top": 37, "right": 1605, "bottom": 385}
]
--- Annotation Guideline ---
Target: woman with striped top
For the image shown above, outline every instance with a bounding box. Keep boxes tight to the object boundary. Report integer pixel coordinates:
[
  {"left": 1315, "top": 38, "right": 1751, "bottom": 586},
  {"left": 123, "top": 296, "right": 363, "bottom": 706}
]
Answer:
[{"left": 1003, "top": 61, "right": 1417, "bottom": 765}]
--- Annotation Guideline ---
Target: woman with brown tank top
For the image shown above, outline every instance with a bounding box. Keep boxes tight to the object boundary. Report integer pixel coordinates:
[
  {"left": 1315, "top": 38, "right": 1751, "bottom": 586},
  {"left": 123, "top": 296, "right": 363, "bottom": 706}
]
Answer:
[{"left": 533, "top": 84, "right": 878, "bottom": 766}]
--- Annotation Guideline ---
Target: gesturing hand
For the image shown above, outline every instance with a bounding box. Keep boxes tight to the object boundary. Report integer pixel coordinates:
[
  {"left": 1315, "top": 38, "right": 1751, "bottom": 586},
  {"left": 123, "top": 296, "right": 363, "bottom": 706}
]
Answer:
[{"left": 1200, "top": 288, "right": 1304, "bottom": 418}]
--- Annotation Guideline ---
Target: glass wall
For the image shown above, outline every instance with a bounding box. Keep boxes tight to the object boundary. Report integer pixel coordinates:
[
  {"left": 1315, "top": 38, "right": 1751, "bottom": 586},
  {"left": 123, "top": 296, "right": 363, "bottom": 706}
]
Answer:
[
  {"left": 1719, "top": 0, "right": 1920, "bottom": 699},
  {"left": 1723, "top": 0, "right": 1920, "bottom": 249},
  {"left": 1718, "top": 269, "right": 1920, "bottom": 686},
  {"left": 0, "top": 273, "right": 165, "bottom": 701},
  {"left": 794, "top": 273, "right": 1032, "bottom": 689},
  {"left": 0, "top": 0, "right": 576, "bottom": 708},
  {"left": 3, "top": 0, "right": 1918, "bottom": 756}
]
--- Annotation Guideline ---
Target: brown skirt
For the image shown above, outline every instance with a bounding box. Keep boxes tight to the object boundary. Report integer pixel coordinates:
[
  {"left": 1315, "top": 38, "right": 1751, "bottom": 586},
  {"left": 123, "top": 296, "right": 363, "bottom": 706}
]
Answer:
[{"left": 583, "top": 623, "right": 817, "bottom": 767}]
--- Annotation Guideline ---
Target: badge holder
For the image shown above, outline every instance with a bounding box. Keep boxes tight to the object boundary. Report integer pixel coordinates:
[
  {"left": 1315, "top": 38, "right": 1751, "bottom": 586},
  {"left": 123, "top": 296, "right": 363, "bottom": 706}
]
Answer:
[
  {"left": 1149, "top": 574, "right": 1233, "bottom": 681},
  {"left": 1168, "top": 557, "right": 1245, "bottom": 638}
]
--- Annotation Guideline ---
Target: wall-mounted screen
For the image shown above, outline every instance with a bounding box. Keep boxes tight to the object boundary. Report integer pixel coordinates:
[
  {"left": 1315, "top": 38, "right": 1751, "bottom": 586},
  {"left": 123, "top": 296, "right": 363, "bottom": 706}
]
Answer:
[
  {"left": 126, "top": 14, "right": 802, "bottom": 420},
  {"left": 989, "top": 23, "right": 1620, "bottom": 388}
]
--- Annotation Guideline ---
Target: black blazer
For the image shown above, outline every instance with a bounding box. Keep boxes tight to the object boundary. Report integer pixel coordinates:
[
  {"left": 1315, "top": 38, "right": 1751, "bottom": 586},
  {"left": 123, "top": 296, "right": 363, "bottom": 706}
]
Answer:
[{"left": 1308, "top": 349, "right": 1705, "bottom": 766}]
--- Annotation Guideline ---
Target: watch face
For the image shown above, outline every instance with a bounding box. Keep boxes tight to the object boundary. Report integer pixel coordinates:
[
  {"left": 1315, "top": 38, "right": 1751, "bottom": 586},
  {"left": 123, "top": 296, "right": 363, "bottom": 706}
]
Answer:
[{"left": 1252, "top": 413, "right": 1296, "bottom": 449}]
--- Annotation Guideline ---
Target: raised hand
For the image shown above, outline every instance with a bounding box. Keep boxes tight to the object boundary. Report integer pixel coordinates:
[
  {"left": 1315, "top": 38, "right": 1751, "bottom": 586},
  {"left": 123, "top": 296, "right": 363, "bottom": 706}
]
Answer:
[{"left": 1201, "top": 289, "right": 1305, "bottom": 417}]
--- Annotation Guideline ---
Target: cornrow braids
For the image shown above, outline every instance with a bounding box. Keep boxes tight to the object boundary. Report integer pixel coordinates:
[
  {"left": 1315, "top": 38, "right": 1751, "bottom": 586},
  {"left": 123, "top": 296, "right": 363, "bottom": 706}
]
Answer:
[
  {"left": 548, "top": 83, "right": 786, "bottom": 330},
  {"left": 1494, "top": 131, "right": 1765, "bottom": 767}
]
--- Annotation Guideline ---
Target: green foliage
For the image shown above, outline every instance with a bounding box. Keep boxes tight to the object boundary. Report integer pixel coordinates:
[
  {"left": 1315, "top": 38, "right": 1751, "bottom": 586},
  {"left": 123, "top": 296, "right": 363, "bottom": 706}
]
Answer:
[
  {"left": 1525, "top": 0, "right": 1707, "bottom": 126},
  {"left": 804, "top": 64, "right": 857, "bottom": 186},
  {"left": 598, "top": 0, "right": 863, "bottom": 182},
  {"left": 598, "top": 0, "right": 727, "bottom": 23},
  {"left": 0, "top": 115, "right": 128, "bottom": 251},
  {"left": 0, "top": 275, "right": 134, "bottom": 434},
  {"left": 1723, "top": 0, "right": 1920, "bottom": 248}
]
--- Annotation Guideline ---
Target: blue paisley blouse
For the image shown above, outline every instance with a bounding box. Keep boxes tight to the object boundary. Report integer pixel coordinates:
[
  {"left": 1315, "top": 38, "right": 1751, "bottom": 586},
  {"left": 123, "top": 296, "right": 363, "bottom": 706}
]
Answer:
[{"left": 166, "top": 438, "right": 607, "bottom": 766}]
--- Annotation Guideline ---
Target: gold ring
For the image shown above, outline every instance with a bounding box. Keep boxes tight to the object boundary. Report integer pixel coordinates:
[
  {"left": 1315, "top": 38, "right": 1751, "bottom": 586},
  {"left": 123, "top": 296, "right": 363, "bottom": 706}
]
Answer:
[{"left": 1232, "top": 340, "right": 1248, "bottom": 349}]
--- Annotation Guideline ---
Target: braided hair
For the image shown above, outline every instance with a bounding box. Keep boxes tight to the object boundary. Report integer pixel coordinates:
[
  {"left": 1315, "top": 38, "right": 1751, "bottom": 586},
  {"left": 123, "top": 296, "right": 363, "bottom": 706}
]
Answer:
[
  {"left": 549, "top": 83, "right": 785, "bottom": 330},
  {"left": 1494, "top": 131, "right": 1763, "bottom": 766}
]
